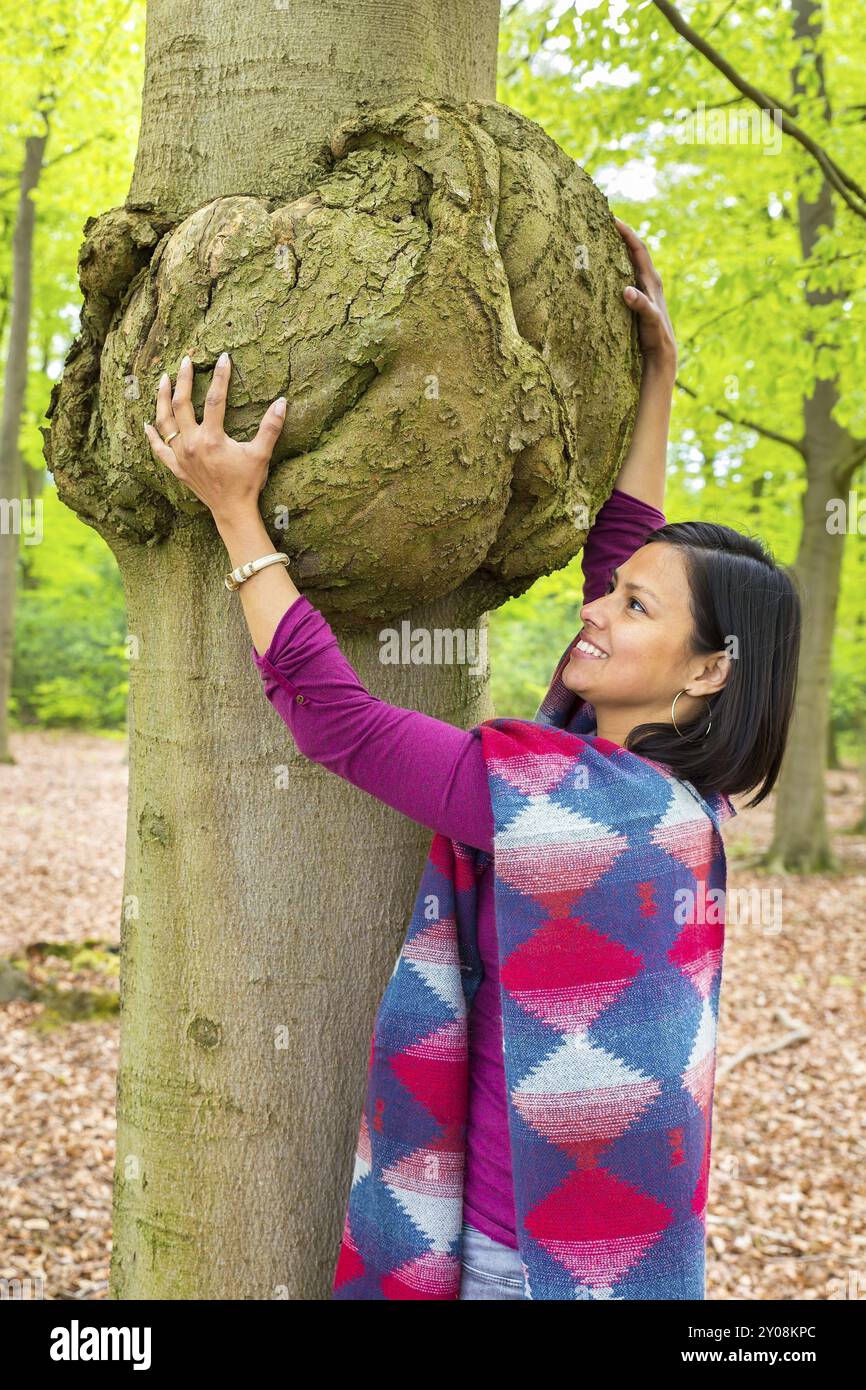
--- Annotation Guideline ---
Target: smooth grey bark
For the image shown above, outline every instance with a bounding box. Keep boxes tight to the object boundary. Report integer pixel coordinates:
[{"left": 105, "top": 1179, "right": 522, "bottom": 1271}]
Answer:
[{"left": 128, "top": 0, "right": 502, "bottom": 219}]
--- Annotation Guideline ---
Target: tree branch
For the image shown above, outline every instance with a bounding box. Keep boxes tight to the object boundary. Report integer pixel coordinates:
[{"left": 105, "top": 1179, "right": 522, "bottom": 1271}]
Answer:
[
  {"left": 681, "top": 248, "right": 866, "bottom": 353},
  {"left": 675, "top": 379, "right": 805, "bottom": 455},
  {"left": 651, "top": 0, "right": 866, "bottom": 220},
  {"left": 837, "top": 443, "right": 866, "bottom": 490},
  {"left": 716, "top": 1007, "right": 812, "bottom": 1079}
]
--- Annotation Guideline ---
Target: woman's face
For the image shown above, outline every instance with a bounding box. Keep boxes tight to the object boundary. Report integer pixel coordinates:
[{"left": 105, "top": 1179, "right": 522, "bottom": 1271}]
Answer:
[{"left": 562, "top": 542, "right": 728, "bottom": 736}]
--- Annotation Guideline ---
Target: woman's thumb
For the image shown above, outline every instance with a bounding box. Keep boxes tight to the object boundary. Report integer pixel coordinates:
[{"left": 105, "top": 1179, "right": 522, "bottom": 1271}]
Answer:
[
  {"left": 624, "top": 286, "right": 654, "bottom": 313},
  {"left": 252, "top": 397, "right": 287, "bottom": 452}
]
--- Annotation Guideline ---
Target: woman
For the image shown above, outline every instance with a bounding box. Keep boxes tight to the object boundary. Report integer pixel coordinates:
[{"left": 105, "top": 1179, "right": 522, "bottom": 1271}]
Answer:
[{"left": 145, "top": 221, "right": 801, "bottom": 1300}]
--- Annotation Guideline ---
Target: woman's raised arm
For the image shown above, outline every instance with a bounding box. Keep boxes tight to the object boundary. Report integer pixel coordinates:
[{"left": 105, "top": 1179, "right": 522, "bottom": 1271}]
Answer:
[{"left": 609, "top": 217, "right": 678, "bottom": 514}]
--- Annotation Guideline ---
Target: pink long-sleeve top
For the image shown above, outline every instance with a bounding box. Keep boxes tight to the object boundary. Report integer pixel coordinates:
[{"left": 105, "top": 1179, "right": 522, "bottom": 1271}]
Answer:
[{"left": 250, "top": 486, "right": 667, "bottom": 1249}]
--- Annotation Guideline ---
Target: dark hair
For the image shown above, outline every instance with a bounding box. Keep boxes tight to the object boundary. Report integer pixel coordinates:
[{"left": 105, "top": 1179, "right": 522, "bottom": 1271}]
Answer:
[{"left": 621, "top": 521, "right": 802, "bottom": 809}]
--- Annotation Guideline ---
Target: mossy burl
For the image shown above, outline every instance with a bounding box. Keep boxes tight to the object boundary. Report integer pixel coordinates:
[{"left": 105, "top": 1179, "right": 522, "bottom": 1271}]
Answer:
[{"left": 43, "top": 97, "right": 640, "bottom": 627}]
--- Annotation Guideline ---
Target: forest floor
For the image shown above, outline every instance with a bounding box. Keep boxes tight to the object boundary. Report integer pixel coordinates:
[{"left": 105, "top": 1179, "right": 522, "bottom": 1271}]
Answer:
[{"left": 1, "top": 728, "right": 864, "bottom": 1301}]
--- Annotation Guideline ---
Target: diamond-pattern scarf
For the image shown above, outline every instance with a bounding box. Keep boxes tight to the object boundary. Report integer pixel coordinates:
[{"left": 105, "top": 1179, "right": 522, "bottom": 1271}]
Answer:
[{"left": 331, "top": 631, "right": 736, "bottom": 1300}]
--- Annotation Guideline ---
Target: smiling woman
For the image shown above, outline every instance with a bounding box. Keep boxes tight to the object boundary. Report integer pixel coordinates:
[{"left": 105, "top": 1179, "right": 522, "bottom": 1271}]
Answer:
[
  {"left": 563, "top": 541, "right": 728, "bottom": 744},
  {"left": 559, "top": 520, "right": 803, "bottom": 806}
]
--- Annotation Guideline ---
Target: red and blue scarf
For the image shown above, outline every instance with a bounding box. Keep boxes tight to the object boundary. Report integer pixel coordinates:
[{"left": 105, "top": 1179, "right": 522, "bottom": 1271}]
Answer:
[{"left": 331, "top": 631, "right": 736, "bottom": 1299}]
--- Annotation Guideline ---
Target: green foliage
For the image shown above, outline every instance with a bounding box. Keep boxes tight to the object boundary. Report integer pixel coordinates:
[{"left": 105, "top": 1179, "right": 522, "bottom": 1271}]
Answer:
[
  {"left": 12, "top": 486, "right": 128, "bottom": 729},
  {"left": 489, "top": 555, "right": 586, "bottom": 719},
  {"left": 2, "top": 1, "right": 144, "bottom": 730},
  {"left": 1, "top": 0, "right": 146, "bottom": 491},
  {"left": 832, "top": 510, "right": 866, "bottom": 742}
]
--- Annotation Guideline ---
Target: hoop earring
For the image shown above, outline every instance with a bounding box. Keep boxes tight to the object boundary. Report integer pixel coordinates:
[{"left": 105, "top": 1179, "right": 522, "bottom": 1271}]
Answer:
[{"left": 671, "top": 688, "right": 713, "bottom": 740}]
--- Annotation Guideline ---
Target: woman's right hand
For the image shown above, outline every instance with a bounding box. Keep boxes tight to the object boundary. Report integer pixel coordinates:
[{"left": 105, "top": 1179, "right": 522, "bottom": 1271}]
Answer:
[
  {"left": 614, "top": 217, "right": 677, "bottom": 376},
  {"left": 143, "top": 352, "right": 286, "bottom": 527}
]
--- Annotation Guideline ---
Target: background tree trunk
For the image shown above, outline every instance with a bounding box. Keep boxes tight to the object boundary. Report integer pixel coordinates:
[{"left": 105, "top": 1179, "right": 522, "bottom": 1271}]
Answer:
[
  {"left": 856, "top": 746, "right": 866, "bottom": 834},
  {"left": 0, "top": 128, "right": 47, "bottom": 763},
  {"left": 44, "top": 0, "right": 640, "bottom": 1298},
  {"left": 765, "top": 0, "right": 866, "bottom": 872},
  {"left": 826, "top": 718, "right": 839, "bottom": 772}
]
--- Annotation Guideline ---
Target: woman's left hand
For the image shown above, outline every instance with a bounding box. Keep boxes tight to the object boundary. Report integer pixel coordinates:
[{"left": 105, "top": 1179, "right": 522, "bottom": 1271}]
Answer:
[
  {"left": 143, "top": 352, "right": 286, "bottom": 525},
  {"left": 614, "top": 217, "right": 678, "bottom": 375}
]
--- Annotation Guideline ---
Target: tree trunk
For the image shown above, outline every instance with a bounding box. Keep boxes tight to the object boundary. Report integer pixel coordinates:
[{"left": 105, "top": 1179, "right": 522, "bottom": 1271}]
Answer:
[
  {"left": 826, "top": 718, "right": 839, "bottom": 772},
  {"left": 0, "top": 129, "right": 47, "bottom": 763},
  {"left": 111, "top": 525, "right": 494, "bottom": 1297},
  {"left": 765, "top": 0, "right": 866, "bottom": 872},
  {"left": 128, "top": 0, "right": 503, "bottom": 218},
  {"left": 856, "top": 747, "right": 866, "bottom": 834},
  {"left": 44, "top": 0, "right": 640, "bottom": 1298},
  {"left": 767, "top": 426, "right": 847, "bottom": 872}
]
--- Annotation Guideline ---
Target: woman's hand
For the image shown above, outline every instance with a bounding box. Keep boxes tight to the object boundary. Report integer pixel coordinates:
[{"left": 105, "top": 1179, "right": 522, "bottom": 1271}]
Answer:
[
  {"left": 614, "top": 218, "right": 678, "bottom": 377},
  {"left": 143, "top": 352, "right": 286, "bottom": 526}
]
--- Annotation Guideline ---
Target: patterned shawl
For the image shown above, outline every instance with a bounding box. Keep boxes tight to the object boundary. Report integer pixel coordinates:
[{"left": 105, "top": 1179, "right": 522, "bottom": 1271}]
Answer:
[{"left": 331, "top": 625, "right": 736, "bottom": 1299}]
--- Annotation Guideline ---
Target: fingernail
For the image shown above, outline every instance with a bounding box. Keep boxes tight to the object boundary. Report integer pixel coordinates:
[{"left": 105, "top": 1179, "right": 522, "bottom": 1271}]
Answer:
[
  {"left": 159, "top": 372, "right": 169, "bottom": 387},
  {"left": 274, "top": 397, "right": 287, "bottom": 418},
  {"left": 625, "top": 287, "right": 636, "bottom": 300},
  {"left": 181, "top": 354, "right": 191, "bottom": 368},
  {"left": 143, "top": 421, "right": 150, "bottom": 434},
  {"left": 217, "top": 351, "right": 229, "bottom": 367}
]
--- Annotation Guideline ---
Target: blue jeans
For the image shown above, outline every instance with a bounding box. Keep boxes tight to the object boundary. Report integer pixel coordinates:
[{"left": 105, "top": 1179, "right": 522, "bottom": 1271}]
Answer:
[{"left": 458, "top": 1221, "right": 526, "bottom": 1300}]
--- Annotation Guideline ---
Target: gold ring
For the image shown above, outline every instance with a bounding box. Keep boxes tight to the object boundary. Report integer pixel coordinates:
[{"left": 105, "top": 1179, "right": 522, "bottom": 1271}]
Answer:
[{"left": 163, "top": 429, "right": 180, "bottom": 445}]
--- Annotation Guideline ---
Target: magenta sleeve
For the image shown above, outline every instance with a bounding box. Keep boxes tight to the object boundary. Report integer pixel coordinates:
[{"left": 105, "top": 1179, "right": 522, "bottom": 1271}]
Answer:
[
  {"left": 582, "top": 486, "right": 667, "bottom": 603},
  {"left": 251, "top": 599, "right": 495, "bottom": 853},
  {"left": 249, "top": 486, "right": 666, "bottom": 856}
]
